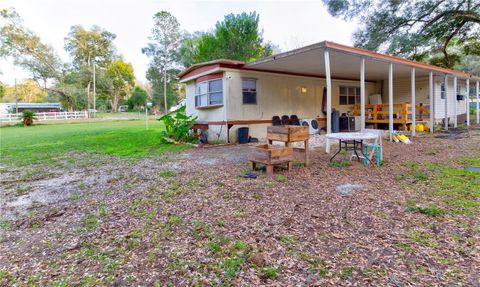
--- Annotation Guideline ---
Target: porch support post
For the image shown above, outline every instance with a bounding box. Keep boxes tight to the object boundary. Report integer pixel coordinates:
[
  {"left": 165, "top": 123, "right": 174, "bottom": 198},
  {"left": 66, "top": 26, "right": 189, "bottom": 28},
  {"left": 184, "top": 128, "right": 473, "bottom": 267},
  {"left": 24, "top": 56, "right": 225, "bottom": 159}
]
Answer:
[
  {"left": 429, "top": 71, "right": 434, "bottom": 134},
  {"left": 444, "top": 75, "right": 448, "bottom": 130},
  {"left": 477, "top": 81, "right": 479, "bottom": 124},
  {"left": 453, "top": 76, "right": 458, "bottom": 128},
  {"left": 388, "top": 63, "right": 394, "bottom": 142},
  {"left": 411, "top": 67, "right": 416, "bottom": 136},
  {"left": 360, "top": 57, "right": 365, "bottom": 131},
  {"left": 466, "top": 79, "right": 470, "bottom": 127},
  {"left": 324, "top": 48, "right": 332, "bottom": 153}
]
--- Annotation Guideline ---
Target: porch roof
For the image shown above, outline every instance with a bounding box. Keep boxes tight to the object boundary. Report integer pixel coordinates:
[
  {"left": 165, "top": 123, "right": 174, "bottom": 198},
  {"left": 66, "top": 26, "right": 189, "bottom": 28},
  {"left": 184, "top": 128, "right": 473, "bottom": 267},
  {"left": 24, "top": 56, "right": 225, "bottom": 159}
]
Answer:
[{"left": 244, "top": 41, "right": 479, "bottom": 82}]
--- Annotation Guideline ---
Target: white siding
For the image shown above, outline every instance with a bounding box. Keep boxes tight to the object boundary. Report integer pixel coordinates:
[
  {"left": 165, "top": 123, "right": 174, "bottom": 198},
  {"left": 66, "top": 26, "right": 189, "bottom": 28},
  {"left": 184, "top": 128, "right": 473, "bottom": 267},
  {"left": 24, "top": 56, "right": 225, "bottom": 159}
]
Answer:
[{"left": 433, "top": 76, "right": 467, "bottom": 121}]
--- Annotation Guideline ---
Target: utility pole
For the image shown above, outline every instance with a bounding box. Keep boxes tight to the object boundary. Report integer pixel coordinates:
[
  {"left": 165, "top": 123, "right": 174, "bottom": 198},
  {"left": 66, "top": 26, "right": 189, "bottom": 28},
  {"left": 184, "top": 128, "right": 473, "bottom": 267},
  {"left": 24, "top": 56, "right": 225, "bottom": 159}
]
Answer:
[
  {"left": 93, "top": 60, "right": 96, "bottom": 118},
  {"left": 163, "top": 68, "right": 167, "bottom": 114},
  {"left": 14, "top": 78, "right": 18, "bottom": 114}
]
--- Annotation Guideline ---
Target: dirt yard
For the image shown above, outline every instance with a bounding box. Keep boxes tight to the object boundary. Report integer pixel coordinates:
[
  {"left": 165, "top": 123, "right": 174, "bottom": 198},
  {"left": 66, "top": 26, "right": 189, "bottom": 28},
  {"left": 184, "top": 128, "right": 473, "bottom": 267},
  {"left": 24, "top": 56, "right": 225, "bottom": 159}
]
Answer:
[{"left": 1, "top": 129, "right": 479, "bottom": 286}]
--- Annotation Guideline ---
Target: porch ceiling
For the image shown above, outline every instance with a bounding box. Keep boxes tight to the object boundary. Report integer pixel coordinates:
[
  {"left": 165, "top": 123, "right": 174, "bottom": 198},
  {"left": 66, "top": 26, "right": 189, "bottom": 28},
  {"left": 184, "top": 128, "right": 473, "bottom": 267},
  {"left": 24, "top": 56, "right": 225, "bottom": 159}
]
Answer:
[{"left": 244, "top": 41, "right": 474, "bottom": 82}]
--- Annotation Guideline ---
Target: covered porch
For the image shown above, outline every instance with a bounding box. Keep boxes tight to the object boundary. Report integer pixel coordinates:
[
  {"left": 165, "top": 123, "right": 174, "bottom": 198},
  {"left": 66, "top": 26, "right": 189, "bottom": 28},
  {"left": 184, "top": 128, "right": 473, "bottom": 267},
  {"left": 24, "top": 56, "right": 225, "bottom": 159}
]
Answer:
[{"left": 244, "top": 41, "right": 479, "bottom": 152}]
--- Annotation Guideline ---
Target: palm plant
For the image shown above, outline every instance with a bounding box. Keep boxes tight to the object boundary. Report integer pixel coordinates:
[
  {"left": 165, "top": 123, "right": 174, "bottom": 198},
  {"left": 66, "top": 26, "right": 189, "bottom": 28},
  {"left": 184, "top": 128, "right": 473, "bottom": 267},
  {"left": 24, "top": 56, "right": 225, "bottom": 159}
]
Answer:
[{"left": 22, "top": 110, "right": 36, "bottom": 126}]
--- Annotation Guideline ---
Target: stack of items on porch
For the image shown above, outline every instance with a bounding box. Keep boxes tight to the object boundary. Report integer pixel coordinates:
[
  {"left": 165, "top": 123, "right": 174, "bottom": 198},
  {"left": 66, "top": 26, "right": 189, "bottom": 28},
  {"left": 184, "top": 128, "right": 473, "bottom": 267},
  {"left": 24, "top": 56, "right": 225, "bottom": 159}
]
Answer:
[{"left": 248, "top": 125, "right": 309, "bottom": 175}]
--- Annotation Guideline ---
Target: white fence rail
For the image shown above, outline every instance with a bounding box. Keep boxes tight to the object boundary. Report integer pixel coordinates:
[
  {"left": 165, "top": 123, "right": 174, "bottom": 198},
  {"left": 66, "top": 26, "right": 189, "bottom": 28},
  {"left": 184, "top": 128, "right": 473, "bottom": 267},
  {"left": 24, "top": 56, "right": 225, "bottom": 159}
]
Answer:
[{"left": 0, "top": 111, "right": 88, "bottom": 123}]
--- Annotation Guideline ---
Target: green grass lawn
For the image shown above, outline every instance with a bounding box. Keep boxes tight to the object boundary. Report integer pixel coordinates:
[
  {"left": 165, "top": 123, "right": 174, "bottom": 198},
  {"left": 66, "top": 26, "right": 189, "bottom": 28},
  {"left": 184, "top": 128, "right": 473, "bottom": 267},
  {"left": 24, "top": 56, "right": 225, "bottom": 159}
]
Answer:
[{"left": 0, "top": 120, "right": 188, "bottom": 166}]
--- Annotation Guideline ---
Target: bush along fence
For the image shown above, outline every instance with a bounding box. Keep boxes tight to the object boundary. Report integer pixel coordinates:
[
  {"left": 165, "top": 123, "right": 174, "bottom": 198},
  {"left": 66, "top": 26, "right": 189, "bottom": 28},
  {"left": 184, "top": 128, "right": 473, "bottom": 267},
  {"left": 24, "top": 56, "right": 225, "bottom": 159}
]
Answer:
[{"left": 0, "top": 111, "right": 88, "bottom": 123}]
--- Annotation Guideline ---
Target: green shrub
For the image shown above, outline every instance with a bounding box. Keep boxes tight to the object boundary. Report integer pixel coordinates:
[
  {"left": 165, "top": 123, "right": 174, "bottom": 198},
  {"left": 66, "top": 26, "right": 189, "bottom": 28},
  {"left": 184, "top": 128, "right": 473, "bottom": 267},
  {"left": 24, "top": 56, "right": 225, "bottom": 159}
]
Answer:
[
  {"left": 158, "top": 106, "right": 197, "bottom": 143},
  {"left": 22, "top": 110, "right": 36, "bottom": 126}
]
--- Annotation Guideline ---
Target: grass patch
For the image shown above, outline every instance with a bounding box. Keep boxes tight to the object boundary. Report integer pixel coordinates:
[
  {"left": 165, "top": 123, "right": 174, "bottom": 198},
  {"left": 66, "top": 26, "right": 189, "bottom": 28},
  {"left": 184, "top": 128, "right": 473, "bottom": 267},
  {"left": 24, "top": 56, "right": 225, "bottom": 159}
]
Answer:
[
  {"left": 159, "top": 170, "right": 176, "bottom": 177},
  {"left": 259, "top": 266, "right": 280, "bottom": 279},
  {"left": 275, "top": 175, "right": 287, "bottom": 183},
  {"left": 406, "top": 204, "right": 444, "bottom": 217},
  {"left": 425, "top": 161, "right": 480, "bottom": 216},
  {"left": 83, "top": 212, "right": 99, "bottom": 231},
  {"left": 329, "top": 161, "right": 352, "bottom": 168},
  {"left": 407, "top": 230, "right": 438, "bottom": 248},
  {"left": 405, "top": 161, "right": 428, "bottom": 181},
  {"left": 0, "top": 121, "right": 189, "bottom": 166},
  {"left": 279, "top": 234, "right": 297, "bottom": 245},
  {"left": 222, "top": 257, "right": 244, "bottom": 279}
]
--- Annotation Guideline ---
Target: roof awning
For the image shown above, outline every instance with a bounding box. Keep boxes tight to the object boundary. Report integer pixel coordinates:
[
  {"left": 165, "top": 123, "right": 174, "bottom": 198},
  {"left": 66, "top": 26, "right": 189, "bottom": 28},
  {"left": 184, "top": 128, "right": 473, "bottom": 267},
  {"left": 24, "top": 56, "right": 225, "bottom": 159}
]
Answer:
[{"left": 244, "top": 41, "right": 478, "bottom": 82}]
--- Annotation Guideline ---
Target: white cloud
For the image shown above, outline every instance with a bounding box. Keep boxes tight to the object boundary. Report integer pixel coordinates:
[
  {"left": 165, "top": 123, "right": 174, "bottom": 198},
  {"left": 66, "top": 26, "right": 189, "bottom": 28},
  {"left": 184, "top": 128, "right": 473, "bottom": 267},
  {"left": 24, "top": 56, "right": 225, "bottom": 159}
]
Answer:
[{"left": 0, "top": 0, "right": 356, "bottom": 85}]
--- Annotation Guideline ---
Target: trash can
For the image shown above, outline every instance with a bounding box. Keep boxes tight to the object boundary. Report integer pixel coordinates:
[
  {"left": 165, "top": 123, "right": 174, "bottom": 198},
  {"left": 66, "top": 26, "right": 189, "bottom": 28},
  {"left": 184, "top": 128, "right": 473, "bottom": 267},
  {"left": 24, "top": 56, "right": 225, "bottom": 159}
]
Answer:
[
  {"left": 237, "top": 127, "right": 249, "bottom": 144},
  {"left": 331, "top": 110, "right": 340, "bottom": 133}
]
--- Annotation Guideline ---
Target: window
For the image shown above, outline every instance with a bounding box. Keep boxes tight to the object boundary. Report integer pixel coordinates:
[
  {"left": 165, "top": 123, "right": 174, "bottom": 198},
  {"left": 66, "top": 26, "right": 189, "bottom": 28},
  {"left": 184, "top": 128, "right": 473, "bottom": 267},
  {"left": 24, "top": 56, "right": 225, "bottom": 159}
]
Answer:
[
  {"left": 195, "top": 79, "right": 223, "bottom": 107},
  {"left": 242, "top": 78, "right": 257, "bottom": 104},
  {"left": 339, "top": 86, "right": 360, "bottom": 105},
  {"left": 441, "top": 83, "right": 446, "bottom": 99}
]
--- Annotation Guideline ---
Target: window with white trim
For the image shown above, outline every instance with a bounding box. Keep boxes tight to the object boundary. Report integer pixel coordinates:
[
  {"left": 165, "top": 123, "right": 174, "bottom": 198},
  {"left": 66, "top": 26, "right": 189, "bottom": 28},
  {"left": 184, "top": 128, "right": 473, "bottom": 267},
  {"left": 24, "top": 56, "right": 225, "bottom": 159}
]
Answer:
[
  {"left": 242, "top": 78, "right": 257, "bottom": 104},
  {"left": 441, "top": 83, "right": 446, "bottom": 99},
  {"left": 339, "top": 86, "right": 360, "bottom": 105},
  {"left": 195, "top": 79, "right": 223, "bottom": 107}
]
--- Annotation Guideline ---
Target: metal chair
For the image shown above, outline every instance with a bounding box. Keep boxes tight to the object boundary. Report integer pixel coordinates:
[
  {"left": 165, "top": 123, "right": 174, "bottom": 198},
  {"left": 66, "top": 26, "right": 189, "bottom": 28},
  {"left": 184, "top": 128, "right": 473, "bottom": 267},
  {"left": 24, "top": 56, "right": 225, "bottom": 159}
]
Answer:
[{"left": 361, "top": 129, "right": 383, "bottom": 166}]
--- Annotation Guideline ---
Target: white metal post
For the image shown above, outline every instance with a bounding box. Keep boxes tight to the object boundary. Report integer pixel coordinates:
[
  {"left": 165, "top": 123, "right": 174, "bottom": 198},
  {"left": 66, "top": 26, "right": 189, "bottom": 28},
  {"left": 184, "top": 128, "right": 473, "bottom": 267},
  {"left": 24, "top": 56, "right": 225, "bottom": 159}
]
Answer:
[
  {"left": 453, "top": 76, "right": 457, "bottom": 128},
  {"left": 388, "top": 63, "right": 394, "bottom": 141},
  {"left": 324, "top": 49, "right": 332, "bottom": 153},
  {"left": 93, "top": 61, "right": 96, "bottom": 118},
  {"left": 360, "top": 58, "right": 365, "bottom": 131},
  {"left": 411, "top": 67, "right": 416, "bottom": 136},
  {"left": 466, "top": 79, "right": 470, "bottom": 127},
  {"left": 429, "top": 71, "right": 434, "bottom": 134},
  {"left": 444, "top": 75, "right": 448, "bottom": 130},
  {"left": 145, "top": 106, "right": 149, "bottom": 130},
  {"left": 477, "top": 81, "right": 479, "bottom": 124},
  {"left": 43, "top": 112, "right": 46, "bottom": 120}
]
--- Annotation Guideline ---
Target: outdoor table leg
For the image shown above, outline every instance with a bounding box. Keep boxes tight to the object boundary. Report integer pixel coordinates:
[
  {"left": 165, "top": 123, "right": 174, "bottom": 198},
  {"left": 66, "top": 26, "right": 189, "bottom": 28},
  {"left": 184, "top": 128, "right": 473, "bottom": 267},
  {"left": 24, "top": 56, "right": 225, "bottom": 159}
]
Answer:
[
  {"left": 329, "top": 139, "right": 343, "bottom": 162},
  {"left": 352, "top": 140, "right": 361, "bottom": 162}
]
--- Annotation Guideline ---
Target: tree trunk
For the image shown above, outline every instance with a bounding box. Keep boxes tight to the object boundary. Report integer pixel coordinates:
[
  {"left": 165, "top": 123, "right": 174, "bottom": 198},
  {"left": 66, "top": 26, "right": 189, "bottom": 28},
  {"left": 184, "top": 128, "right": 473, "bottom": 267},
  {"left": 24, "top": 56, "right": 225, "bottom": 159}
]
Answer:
[
  {"left": 164, "top": 69, "right": 167, "bottom": 114},
  {"left": 111, "top": 92, "right": 119, "bottom": 112}
]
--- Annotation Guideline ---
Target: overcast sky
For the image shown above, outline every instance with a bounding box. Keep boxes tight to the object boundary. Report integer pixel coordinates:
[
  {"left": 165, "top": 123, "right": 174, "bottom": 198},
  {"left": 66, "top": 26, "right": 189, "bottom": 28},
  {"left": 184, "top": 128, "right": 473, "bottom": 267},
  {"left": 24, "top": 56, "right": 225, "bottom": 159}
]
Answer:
[{"left": 0, "top": 0, "right": 357, "bottom": 85}]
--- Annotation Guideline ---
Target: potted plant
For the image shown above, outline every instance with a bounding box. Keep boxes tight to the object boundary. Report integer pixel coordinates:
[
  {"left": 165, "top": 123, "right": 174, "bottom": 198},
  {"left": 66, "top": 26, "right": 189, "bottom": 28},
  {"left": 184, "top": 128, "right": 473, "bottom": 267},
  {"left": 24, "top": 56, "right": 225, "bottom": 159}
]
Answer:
[{"left": 22, "top": 110, "right": 36, "bottom": 126}]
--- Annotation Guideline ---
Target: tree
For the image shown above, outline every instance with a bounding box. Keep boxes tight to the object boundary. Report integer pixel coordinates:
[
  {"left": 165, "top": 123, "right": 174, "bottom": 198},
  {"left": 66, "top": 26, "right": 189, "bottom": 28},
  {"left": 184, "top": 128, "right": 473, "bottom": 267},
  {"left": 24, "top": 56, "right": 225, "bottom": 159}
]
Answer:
[
  {"left": 3, "top": 79, "right": 47, "bottom": 103},
  {"left": 1, "top": 8, "right": 62, "bottom": 88},
  {"left": 64, "top": 25, "right": 116, "bottom": 114},
  {"left": 142, "top": 11, "right": 182, "bottom": 113},
  {"left": 178, "top": 12, "right": 274, "bottom": 66},
  {"left": 127, "top": 86, "right": 148, "bottom": 111},
  {"left": 0, "top": 8, "right": 77, "bottom": 108},
  {"left": 323, "top": 0, "right": 480, "bottom": 68},
  {"left": 0, "top": 82, "right": 5, "bottom": 100},
  {"left": 146, "top": 65, "right": 180, "bottom": 109},
  {"left": 106, "top": 60, "right": 135, "bottom": 112}
]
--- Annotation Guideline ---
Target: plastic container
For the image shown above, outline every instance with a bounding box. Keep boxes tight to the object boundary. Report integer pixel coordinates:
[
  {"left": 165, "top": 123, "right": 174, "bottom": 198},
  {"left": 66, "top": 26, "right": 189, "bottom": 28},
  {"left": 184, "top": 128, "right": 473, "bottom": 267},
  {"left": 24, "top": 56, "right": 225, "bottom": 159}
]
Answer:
[
  {"left": 238, "top": 127, "right": 249, "bottom": 144},
  {"left": 331, "top": 110, "right": 340, "bottom": 133}
]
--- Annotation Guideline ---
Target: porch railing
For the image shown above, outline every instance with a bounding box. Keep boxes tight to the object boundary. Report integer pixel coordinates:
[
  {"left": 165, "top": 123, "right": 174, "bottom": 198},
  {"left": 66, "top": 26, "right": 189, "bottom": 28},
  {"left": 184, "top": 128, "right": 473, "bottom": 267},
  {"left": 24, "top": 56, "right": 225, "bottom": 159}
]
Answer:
[{"left": 353, "top": 103, "right": 430, "bottom": 130}]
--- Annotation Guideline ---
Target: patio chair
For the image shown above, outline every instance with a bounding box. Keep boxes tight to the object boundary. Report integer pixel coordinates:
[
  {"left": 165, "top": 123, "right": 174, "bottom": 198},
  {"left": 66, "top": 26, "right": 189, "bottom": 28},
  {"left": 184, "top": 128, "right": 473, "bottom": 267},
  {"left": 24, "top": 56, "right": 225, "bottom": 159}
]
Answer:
[
  {"left": 290, "top": 115, "right": 300, "bottom": 125},
  {"left": 281, "top": 115, "right": 290, "bottom": 125},
  {"left": 357, "top": 129, "right": 383, "bottom": 166},
  {"left": 272, "top": 116, "right": 282, "bottom": 126}
]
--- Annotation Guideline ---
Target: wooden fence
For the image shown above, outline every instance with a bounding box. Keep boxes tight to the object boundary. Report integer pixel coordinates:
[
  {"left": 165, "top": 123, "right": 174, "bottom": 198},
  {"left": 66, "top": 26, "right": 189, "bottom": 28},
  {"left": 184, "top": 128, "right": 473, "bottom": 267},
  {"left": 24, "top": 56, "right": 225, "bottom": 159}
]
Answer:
[{"left": 0, "top": 111, "right": 88, "bottom": 123}]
